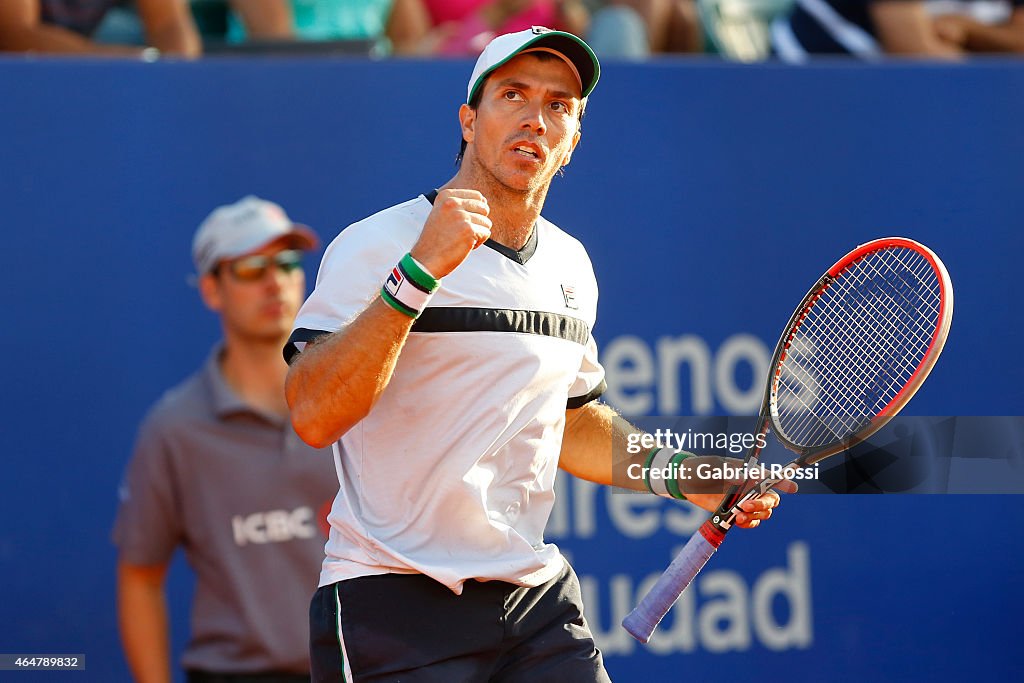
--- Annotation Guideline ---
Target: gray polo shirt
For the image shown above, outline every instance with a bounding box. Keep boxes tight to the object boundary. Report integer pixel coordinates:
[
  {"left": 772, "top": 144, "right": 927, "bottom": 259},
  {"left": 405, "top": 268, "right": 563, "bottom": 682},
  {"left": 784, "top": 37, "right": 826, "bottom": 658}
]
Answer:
[{"left": 112, "top": 346, "right": 338, "bottom": 675}]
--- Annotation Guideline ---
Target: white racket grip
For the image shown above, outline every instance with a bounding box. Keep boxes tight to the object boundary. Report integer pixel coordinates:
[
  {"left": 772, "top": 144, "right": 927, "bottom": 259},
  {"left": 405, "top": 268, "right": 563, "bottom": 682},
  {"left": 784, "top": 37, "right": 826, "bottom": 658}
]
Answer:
[{"left": 622, "top": 528, "right": 721, "bottom": 643}]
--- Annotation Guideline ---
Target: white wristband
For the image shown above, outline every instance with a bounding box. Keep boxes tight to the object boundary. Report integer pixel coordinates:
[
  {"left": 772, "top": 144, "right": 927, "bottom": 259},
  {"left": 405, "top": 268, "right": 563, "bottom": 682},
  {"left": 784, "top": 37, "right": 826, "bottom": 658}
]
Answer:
[{"left": 380, "top": 253, "right": 440, "bottom": 318}]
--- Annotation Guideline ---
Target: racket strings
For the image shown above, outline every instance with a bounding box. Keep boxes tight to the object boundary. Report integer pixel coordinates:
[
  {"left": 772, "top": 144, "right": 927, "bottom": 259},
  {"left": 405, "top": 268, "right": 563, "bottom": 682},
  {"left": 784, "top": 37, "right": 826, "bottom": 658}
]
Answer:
[
  {"left": 780, "top": 250, "right": 938, "bottom": 444},
  {"left": 803, "top": 254, "right": 936, "bottom": 401},
  {"left": 773, "top": 247, "right": 941, "bottom": 448},
  {"left": 783, "top": 253, "right": 936, "bottom": 444},
  {"left": 777, "top": 277, "right": 924, "bottom": 442}
]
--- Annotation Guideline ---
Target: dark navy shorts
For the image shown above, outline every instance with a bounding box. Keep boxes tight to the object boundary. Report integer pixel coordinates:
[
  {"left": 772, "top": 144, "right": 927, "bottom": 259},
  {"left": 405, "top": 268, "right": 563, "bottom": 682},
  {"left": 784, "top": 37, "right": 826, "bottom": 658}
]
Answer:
[{"left": 309, "top": 560, "right": 610, "bottom": 682}]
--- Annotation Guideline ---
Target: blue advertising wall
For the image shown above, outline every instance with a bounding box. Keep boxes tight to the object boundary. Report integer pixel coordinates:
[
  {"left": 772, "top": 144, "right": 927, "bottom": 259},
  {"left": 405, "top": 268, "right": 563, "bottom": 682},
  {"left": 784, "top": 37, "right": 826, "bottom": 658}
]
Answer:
[{"left": 2, "top": 57, "right": 1023, "bottom": 681}]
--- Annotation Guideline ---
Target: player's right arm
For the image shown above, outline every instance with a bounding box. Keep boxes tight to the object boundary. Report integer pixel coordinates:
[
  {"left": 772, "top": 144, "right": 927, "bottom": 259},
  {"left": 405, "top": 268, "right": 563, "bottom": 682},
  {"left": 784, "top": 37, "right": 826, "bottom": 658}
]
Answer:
[
  {"left": 117, "top": 561, "right": 172, "bottom": 683},
  {"left": 286, "top": 189, "right": 491, "bottom": 448}
]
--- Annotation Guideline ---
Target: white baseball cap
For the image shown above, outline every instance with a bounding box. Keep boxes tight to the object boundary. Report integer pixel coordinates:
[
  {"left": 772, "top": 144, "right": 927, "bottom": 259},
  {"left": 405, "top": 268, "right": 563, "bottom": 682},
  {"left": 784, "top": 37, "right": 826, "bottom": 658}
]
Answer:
[
  {"left": 467, "top": 27, "right": 600, "bottom": 106},
  {"left": 192, "top": 196, "right": 319, "bottom": 275}
]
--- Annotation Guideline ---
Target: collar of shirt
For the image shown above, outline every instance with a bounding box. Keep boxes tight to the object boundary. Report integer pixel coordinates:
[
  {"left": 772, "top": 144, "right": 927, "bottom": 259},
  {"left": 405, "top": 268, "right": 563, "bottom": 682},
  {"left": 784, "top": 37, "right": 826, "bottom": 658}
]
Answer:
[{"left": 201, "top": 343, "right": 287, "bottom": 428}]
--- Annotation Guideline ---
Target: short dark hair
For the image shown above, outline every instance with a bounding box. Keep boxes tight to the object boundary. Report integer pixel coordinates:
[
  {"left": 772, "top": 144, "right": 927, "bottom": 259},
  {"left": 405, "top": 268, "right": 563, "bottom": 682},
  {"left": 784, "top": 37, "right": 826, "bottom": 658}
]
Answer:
[{"left": 455, "top": 52, "right": 587, "bottom": 167}]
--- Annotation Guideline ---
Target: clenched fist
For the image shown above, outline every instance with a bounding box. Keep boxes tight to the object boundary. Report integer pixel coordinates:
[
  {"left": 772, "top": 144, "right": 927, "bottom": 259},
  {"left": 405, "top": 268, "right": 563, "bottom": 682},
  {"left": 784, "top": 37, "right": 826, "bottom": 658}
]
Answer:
[{"left": 411, "top": 189, "right": 492, "bottom": 279}]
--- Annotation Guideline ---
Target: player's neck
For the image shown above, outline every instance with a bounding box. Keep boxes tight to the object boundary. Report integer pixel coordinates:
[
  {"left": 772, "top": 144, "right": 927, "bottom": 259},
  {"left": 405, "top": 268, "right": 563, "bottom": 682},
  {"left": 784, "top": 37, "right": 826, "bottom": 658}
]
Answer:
[
  {"left": 445, "top": 168, "right": 548, "bottom": 251},
  {"left": 218, "top": 336, "right": 291, "bottom": 419}
]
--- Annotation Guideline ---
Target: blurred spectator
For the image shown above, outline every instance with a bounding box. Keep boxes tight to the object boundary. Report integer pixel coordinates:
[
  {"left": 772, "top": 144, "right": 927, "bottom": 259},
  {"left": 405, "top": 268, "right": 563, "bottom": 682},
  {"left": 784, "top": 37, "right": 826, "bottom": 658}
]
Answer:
[
  {"left": 226, "top": 0, "right": 441, "bottom": 54},
  {"left": 929, "top": 0, "right": 1024, "bottom": 51},
  {"left": 611, "top": 0, "right": 703, "bottom": 52},
  {"left": 0, "top": 0, "right": 200, "bottom": 57},
  {"left": 696, "top": 0, "right": 794, "bottom": 61},
  {"left": 771, "top": 0, "right": 1024, "bottom": 60},
  {"left": 113, "top": 197, "right": 338, "bottom": 683},
  {"left": 586, "top": 2, "right": 650, "bottom": 57},
  {"left": 422, "top": 0, "right": 591, "bottom": 55}
]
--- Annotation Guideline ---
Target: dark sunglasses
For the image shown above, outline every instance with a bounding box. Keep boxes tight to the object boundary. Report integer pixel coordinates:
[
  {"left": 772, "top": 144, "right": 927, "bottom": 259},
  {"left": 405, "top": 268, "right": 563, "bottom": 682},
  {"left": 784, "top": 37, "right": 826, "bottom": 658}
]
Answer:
[{"left": 219, "top": 249, "right": 304, "bottom": 282}]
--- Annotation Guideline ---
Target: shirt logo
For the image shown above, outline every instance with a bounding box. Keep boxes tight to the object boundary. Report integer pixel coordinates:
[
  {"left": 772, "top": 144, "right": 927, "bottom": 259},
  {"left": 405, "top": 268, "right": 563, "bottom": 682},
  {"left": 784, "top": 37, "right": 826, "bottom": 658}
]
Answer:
[
  {"left": 561, "top": 284, "right": 578, "bottom": 310},
  {"left": 232, "top": 506, "right": 318, "bottom": 546}
]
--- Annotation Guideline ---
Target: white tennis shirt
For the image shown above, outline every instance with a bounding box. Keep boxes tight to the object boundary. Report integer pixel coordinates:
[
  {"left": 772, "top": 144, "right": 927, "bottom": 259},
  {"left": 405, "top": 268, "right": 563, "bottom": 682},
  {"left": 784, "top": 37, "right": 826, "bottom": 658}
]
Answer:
[{"left": 288, "top": 193, "right": 606, "bottom": 594}]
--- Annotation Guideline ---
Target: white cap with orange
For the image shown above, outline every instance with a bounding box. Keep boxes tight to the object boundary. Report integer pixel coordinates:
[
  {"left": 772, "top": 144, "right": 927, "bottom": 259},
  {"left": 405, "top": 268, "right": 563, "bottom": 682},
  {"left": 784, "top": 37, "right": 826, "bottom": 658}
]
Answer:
[{"left": 192, "top": 196, "right": 319, "bottom": 275}]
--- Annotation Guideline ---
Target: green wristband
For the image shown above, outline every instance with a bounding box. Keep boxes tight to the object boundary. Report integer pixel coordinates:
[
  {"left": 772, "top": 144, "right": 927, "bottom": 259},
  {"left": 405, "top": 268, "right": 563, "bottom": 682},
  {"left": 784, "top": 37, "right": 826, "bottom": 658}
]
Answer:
[
  {"left": 380, "top": 288, "right": 419, "bottom": 318},
  {"left": 400, "top": 253, "right": 439, "bottom": 293},
  {"left": 381, "top": 252, "right": 441, "bottom": 319},
  {"left": 642, "top": 447, "right": 660, "bottom": 495},
  {"left": 665, "top": 450, "right": 692, "bottom": 501},
  {"left": 644, "top": 448, "right": 691, "bottom": 500}
]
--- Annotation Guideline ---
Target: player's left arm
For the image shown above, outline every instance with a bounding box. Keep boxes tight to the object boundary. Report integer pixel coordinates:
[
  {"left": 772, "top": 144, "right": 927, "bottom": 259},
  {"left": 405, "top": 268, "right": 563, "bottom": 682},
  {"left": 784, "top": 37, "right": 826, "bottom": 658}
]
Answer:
[
  {"left": 559, "top": 401, "right": 788, "bottom": 528},
  {"left": 136, "top": 0, "right": 201, "bottom": 57},
  {"left": 933, "top": 7, "right": 1024, "bottom": 52}
]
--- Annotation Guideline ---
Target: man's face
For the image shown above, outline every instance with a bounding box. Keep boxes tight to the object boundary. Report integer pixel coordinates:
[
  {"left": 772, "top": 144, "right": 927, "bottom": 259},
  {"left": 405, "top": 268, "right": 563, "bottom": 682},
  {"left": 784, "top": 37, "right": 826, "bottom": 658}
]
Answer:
[
  {"left": 200, "top": 239, "right": 306, "bottom": 344},
  {"left": 461, "top": 53, "right": 583, "bottom": 193}
]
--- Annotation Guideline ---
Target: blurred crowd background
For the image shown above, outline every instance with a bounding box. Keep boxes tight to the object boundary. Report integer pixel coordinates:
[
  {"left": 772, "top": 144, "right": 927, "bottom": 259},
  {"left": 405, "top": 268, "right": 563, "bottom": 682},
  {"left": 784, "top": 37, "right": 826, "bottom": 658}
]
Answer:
[{"left": 1, "top": 0, "right": 1021, "bottom": 63}]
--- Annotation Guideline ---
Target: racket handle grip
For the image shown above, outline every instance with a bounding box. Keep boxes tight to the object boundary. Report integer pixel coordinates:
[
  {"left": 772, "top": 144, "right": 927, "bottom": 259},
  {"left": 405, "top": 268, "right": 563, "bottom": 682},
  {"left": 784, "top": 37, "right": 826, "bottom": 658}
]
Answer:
[{"left": 622, "top": 522, "right": 724, "bottom": 643}]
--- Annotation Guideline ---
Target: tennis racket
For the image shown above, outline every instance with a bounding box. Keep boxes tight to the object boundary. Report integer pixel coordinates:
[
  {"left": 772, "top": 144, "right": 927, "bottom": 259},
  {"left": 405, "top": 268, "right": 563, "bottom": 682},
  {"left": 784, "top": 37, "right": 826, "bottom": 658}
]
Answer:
[{"left": 622, "top": 236, "right": 953, "bottom": 643}]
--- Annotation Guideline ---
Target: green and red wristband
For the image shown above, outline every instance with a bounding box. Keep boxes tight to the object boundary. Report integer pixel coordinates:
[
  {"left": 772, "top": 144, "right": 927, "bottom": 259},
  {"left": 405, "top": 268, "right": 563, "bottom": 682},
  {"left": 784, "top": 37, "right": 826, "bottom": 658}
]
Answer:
[{"left": 381, "top": 253, "right": 440, "bottom": 319}]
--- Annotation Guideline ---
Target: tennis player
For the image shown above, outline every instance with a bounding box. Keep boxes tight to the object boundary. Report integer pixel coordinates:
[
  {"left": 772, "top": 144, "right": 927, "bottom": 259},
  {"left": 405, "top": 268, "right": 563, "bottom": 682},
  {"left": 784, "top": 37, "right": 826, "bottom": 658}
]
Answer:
[{"left": 285, "top": 28, "right": 789, "bottom": 682}]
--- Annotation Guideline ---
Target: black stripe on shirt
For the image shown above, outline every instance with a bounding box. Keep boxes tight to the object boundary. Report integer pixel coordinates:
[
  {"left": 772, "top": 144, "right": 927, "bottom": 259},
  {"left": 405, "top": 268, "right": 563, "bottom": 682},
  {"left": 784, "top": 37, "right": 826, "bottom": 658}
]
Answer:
[
  {"left": 284, "top": 328, "right": 332, "bottom": 365},
  {"left": 286, "top": 315, "right": 602, "bottom": 408},
  {"left": 413, "top": 307, "right": 590, "bottom": 346},
  {"left": 567, "top": 379, "right": 607, "bottom": 409}
]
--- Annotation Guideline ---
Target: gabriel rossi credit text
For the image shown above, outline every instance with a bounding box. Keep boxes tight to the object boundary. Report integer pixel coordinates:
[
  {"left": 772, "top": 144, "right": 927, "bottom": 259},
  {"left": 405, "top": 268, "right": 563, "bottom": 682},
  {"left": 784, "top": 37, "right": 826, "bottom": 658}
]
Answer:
[{"left": 625, "top": 430, "right": 820, "bottom": 483}]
